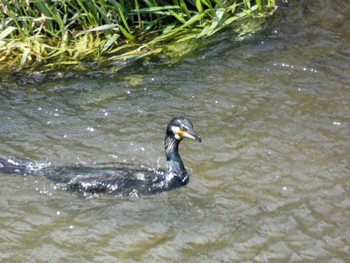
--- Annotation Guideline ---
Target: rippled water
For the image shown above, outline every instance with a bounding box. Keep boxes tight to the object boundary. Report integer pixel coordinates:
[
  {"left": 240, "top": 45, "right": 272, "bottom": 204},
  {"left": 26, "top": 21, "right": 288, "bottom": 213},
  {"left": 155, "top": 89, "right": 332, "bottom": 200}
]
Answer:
[{"left": 1, "top": 0, "right": 349, "bottom": 262}]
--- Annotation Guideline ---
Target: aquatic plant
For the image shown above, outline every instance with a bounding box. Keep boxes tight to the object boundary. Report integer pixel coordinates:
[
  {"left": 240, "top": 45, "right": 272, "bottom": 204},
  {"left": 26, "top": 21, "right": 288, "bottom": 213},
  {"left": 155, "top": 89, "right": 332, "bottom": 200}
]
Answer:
[{"left": 0, "top": 0, "right": 276, "bottom": 71}]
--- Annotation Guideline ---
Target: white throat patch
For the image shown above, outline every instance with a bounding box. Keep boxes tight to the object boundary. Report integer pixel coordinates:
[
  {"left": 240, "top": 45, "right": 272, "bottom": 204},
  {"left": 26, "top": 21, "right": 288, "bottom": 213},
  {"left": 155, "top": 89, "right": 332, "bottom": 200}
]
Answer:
[{"left": 171, "top": 126, "right": 181, "bottom": 140}]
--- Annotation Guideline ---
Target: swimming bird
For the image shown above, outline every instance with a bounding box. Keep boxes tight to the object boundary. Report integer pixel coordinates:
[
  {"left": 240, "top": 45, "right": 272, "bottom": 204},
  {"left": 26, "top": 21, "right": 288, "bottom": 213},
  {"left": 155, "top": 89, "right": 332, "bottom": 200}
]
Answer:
[{"left": 0, "top": 117, "right": 201, "bottom": 196}]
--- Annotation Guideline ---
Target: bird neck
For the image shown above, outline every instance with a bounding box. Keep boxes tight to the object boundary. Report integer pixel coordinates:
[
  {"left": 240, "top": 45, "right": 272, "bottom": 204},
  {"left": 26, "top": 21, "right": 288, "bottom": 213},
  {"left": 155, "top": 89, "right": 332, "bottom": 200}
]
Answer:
[{"left": 164, "top": 135, "right": 187, "bottom": 181}]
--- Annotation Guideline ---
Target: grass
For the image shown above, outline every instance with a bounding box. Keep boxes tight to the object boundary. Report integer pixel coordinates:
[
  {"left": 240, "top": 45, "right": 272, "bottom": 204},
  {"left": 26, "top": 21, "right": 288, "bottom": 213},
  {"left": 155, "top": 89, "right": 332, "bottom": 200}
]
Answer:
[{"left": 0, "top": 0, "right": 277, "bottom": 71}]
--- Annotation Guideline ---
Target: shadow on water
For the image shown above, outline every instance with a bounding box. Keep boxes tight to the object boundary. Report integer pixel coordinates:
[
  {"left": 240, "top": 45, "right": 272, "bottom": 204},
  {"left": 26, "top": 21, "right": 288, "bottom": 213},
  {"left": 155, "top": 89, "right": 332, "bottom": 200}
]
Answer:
[{"left": 0, "top": 0, "right": 349, "bottom": 262}]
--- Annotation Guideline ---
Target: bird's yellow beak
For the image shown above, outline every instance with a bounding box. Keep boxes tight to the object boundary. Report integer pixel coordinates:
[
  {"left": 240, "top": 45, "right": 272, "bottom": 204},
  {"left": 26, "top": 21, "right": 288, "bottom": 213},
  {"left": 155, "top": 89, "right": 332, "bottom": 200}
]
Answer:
[{"left": 178, "top": 129, "right": 202, "bottom": 142}]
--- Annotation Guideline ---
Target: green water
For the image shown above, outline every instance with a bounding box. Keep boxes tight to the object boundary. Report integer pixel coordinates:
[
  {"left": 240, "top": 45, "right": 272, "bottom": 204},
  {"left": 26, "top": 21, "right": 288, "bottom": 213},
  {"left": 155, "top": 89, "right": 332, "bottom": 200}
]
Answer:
[{"left": 0, "top": 1, "right": 349, "bottom": 262}]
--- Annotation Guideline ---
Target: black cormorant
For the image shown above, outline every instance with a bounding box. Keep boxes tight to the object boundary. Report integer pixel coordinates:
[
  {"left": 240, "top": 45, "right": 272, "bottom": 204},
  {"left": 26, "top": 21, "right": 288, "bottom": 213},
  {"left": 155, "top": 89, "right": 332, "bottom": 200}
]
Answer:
[{"left": 0, "top": 117, "right": 201, "bottom": 196}]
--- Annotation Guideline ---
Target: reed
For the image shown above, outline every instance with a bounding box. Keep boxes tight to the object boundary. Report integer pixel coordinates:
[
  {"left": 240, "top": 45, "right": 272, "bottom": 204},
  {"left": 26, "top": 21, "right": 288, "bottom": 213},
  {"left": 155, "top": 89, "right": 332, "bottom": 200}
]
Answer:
[{"left": 0, "top": 0, "right": 277, "bottom": 71}]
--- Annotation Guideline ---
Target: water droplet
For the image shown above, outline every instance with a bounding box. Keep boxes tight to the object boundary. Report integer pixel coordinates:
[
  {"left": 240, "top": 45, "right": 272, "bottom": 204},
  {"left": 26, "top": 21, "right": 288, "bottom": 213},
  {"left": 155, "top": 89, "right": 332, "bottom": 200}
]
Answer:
[{"left": 332, "top": 121, "right": 341, "bottom": 126}]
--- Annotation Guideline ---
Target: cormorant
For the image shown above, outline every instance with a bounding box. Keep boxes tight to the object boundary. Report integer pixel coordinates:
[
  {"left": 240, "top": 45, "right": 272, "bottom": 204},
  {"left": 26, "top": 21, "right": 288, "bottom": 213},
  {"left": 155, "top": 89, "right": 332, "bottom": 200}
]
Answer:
[{"left": 0, "top": 117, "right": 201, "bottom": 196}]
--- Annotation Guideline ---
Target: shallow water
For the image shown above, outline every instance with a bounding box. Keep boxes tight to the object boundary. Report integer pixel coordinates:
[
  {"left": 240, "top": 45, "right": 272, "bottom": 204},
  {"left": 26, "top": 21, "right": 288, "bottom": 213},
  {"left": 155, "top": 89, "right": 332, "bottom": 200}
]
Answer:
[{"left": 1, "top": 0, "right": 349, "bottom": 262}]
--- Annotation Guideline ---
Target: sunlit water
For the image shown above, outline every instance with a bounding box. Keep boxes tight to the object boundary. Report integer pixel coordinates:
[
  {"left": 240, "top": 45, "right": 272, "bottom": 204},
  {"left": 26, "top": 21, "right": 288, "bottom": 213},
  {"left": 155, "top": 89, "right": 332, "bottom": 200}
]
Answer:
[{"left": 1, "top": 1, "right": 349, "bottom": 262}]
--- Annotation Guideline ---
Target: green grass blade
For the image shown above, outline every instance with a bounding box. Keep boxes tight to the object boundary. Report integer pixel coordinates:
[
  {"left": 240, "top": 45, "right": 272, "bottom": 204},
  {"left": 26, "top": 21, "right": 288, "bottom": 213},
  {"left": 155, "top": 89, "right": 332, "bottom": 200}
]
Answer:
[
  {"left": 118, "top": 24, "right": 134, "bottom": 42},
  {"left": 20, "top": 48, "right": 30, "bottom": 68},
  {"left": 101, "top": 34, "right": 119, "bottom": 53},
  {"left": 169, "top": 10, "right": 187, "bottom": 24},
  {"left": 196, "top": 0, "right": 203, "bottom": 12},
  {"left": 0, "top": 26, "right": 17, "bottom": 40},
  {"left": 131, "top": 6, "right": 181, "bottom": 13},
  {"left": 87, "top": 24, "right": 118, "bottom": 32}
]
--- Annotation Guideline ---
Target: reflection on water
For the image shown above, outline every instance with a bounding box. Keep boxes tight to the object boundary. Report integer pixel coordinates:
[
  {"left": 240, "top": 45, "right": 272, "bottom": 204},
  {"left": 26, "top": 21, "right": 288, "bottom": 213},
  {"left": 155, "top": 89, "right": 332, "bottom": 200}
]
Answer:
[{"left": 1, "top": 0, "right": 349, "bottom": 262}]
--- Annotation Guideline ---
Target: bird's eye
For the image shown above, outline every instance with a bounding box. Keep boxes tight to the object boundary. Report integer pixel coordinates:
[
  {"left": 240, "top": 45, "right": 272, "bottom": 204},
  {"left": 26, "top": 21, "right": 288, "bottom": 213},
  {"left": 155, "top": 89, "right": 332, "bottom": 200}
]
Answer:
[{"left": 180, "top": 126, "right": 186, "bottom": 131}]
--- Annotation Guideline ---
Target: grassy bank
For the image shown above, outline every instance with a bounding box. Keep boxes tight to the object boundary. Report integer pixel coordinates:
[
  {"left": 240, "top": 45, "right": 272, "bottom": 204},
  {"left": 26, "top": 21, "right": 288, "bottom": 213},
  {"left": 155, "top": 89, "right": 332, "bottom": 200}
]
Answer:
[{"left": 0, "top": 0, "right": 276, "bottom": 71}]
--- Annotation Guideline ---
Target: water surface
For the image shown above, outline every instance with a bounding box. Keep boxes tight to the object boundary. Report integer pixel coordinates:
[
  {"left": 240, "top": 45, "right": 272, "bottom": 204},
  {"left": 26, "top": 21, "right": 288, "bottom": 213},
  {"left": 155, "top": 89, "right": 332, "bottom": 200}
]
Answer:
[{"left": 0, "top": 0, "right": 349, "bottom": 262}]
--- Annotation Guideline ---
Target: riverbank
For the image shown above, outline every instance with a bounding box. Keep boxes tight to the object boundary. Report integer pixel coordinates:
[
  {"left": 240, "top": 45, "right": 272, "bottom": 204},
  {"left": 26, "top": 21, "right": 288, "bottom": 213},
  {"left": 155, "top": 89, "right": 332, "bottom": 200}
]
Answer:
[{"left": 0, "top": 0, "right": 276, "bottom": 71}]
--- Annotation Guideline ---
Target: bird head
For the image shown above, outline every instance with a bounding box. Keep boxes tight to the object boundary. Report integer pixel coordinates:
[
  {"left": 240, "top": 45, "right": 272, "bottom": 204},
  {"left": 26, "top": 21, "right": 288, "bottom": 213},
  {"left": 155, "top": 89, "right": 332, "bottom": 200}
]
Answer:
[{"left": 167, "top": 117, "right": 202, "bottom": 142}]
